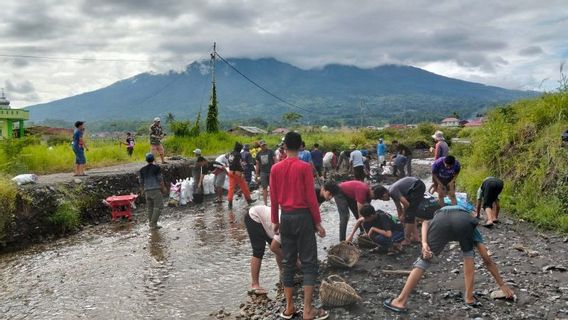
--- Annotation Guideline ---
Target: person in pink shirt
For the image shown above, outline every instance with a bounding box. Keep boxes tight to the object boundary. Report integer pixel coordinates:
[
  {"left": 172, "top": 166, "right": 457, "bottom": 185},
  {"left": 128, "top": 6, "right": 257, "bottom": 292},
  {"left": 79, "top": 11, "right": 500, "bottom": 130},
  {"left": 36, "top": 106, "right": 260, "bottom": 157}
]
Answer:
[{"left": 270, "top": 131, "right": 328, "bottom": 320}]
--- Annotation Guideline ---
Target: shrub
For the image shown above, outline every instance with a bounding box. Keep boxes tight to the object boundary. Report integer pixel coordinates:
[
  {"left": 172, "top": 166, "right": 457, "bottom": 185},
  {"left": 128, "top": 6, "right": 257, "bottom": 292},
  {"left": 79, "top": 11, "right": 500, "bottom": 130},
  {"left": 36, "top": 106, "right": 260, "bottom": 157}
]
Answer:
[
  {"left": 0, "top": 176, "right": 17, "bottom": 242},
  {"left": 49, "top": 201, "right": 80, "bottom": 233}
]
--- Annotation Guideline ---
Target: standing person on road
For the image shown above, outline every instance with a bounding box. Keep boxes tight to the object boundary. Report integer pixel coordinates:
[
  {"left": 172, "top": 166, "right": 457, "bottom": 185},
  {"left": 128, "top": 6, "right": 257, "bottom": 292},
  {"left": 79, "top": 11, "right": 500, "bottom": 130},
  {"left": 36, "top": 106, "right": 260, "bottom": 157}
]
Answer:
[
  {"left": 241, "top": 144, "right": 254, "bottom": 186},
  {"left": 377, "top": 138, "right": 387, "bottom": 168},
  {"left": 72, "top": 121, "right": 88, "bottom": 176},
  {"left": 475, "top": 176, "right": 504, "bottom": 228},
  {"left": 139, "top": 153, "right": 168, "bottom": 230},
  {"left": 392, "top": 140, "right": 413, "bottom": 177},
  {"left": 149, "top": 117, "right": 167, "bottom": 164},
  {"left": 227, "top": 142, "right": 255, "bottom": 209},
  {"left": 212, "top": 153, "right": 229, "bottom": 203},
  {"left": 383, "top": 206, "right": 514, "bottom": 314},
  {"left": 375, "top": 177, "right": 426, "bottom": 246},
  {"left": 432, "top": 156, "right": 461, "bottom": 207},
  {"left": 349, "top": 145, "right": 365, "bottom": 182},
  {"left": 275, "top": 142, "right": 287, "bottom": 163},
  {"left": 322, "top": 148, "right": 337, "bottom": 179},
  {"left": 123, "top": 132, "right": 135, "bottom": 157},
  {"left": 311, "top": 143, "right": 324, "bottom": 177},
  {"left": 270, "top": 132, "right": 328, "bottom": 320},
  {"left": 255, "top": 140, "right": 275, "bottom": 206},
  {"left": 432, "top": 131, "right": 449, "bottom": 160}
]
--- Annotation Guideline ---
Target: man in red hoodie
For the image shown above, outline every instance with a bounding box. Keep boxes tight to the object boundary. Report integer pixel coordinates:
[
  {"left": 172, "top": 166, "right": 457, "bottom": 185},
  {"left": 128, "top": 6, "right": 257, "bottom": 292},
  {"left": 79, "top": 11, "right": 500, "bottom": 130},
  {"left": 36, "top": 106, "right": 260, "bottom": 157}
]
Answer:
[{"left": 270, "top": 131, "right": 328, "bottom": 320}]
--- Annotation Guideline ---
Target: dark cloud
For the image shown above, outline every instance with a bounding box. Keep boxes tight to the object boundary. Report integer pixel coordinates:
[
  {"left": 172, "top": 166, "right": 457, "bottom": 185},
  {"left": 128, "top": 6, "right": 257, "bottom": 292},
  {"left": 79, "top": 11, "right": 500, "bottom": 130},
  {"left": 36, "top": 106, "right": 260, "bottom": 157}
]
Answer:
[
  {"left": 519, "top": 46, "right": 544, "bottom": 56},
  {"left": 5, "top": 80, "right": 36, "bottom": 94}
]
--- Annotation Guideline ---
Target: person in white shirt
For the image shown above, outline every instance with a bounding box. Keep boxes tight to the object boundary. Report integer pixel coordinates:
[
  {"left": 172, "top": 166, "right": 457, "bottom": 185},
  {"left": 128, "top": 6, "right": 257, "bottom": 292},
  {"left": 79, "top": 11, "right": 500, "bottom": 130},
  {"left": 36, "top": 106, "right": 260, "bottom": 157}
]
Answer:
[
  {"left": 212, "top": 153, "right": 229, "bottom": 203},
  {"left": 322, "top": 149, "right": 337, "bottom": 179},
  {"left": 245, "top": 205, "right": 283, "bottom": 295},
  {"left": 349, "top": 145, "right": 365, "bottom": 181}
]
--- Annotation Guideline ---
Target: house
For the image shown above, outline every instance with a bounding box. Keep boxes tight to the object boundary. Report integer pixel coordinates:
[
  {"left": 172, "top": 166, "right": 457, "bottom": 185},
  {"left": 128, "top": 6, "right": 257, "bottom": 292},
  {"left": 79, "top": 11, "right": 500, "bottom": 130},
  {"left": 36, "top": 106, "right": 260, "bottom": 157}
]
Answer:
[
  {"left": 441, "top": 117, "right": 460, "bottom": 127},
  {"left": 463, "top": 117, "right": 485, "bottom": 127},
  {"left": 272, "top": 127, "right": 289, "bottom": 135},
  {"left": 227, "top": 126, "right": 268, "bottom": 136}
]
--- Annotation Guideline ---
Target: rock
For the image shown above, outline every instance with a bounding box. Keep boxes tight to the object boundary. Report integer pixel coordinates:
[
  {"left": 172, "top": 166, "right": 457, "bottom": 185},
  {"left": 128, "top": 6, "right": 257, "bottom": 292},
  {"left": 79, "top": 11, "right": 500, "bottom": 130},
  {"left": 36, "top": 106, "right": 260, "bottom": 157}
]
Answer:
[
  {"left": 490, "top": 290, "right": 508, "bottom": 299},
  {"left": 451, "top": 269, "right": 460, "bottom": 274},
  {"left": 542, "top": 265, "right": 567, "bottom": 272}
]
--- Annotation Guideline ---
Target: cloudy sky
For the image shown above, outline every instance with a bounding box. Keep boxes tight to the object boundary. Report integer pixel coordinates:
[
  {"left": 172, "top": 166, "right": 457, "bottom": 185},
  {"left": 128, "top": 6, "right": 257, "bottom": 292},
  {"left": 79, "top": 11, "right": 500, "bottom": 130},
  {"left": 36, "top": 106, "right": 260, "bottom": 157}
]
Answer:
[{"left": 1, "top": 0, "right": 567, "bottom": 108}]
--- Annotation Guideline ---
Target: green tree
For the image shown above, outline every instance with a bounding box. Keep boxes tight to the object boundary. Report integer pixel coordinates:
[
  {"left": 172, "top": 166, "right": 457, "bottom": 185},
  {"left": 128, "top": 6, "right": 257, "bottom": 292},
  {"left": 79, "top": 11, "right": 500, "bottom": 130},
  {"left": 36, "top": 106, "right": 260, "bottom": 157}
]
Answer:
[
  {"left": 206, "top": 83, "right": 219, "bottom": 133},
  {"left": 282, "top": 112, "right": 302, "bottom": 125},
  {"left": 190, "top": 112, "right": 201, "bottom": 137}
]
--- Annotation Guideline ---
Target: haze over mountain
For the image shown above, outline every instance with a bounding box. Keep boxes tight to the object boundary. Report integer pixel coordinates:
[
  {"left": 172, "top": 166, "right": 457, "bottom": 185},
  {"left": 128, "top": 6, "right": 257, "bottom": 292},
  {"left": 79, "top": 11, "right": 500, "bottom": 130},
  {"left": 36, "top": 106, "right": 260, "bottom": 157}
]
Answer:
[{"left": 26, "top": 58, "right": 538, "bottom": 126}]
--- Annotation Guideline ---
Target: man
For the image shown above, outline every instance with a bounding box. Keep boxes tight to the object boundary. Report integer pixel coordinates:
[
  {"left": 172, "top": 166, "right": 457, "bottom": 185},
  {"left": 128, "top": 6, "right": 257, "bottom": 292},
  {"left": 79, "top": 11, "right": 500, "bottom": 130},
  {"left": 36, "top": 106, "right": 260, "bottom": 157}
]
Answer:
[
  {"left": 193, "top": 148, "right": 202, "bottom": 158},
  {"left": 298, "top": 141, "right": 312, "bottom": 163},
  {"left": 228, "top": 142, "right": 255, "bottom": 209},
  {"left": 275, "top": 142, "right": 287, "bottom": 163},
  {"left": 322, "top": 148, "right": 337, "bottom": 179},
  {"left": 476, "top": 176, "right": 504, "bottom": 228},
  {"left": 432, "top": 155, "right": 461, "bottom": 206},
  {"left": 384, "top": 205, "right": 514, "bottom": 313},
  {"left": 255, "top": 140, "right": 275, "bottom": 205},
  {"left": 392, "top": 152, "right": 407, "bottom": 179},
  {"left": 72, "top": 121, "right": 88, "bottom": 176},
  {"left": 320, "top": 180, "right": 382, "bottom": 241},
  {"left": 139, "top": 153, "right": 168, "bottom": 229},
  {"left": 124, "top": 132, "right": 135, "bottom": 157},
  {"left": 337, "top": 149, "right": 351, "bottom": 174},
  {"left": 375, "top": 177, "right": 426, "bottom": 245},
  {"left": 211, "top": 153, "right": 229, "bottom": 203},
  {"left": 311, "top": 143, "right": 324, "bottom": 177},
  {"left": 377, "top": 138, "right": 387, "bottom": 168},
  {"left": 392, "top": 140, "right": 412, "bottom": 176},
  {"left": 149, "top": 117, "right": 166, "bottom": 164},
  {"left": 241, "top": 144, "right": 254, "bottom": 186},
  {"left": 346, "top": 205, "right": 404, "bottom": 253},
  {"left": 192, "top": 156, "right": 208, "bottom": 203},
  {"left": 349, "top": 145, "right": 365, "bottom": 182},
  {"left": 270, "top": 132, "right": 328, "bottom": 320},
  {"left": 245, "top": 205, "right": 283, "bottom": 295}
]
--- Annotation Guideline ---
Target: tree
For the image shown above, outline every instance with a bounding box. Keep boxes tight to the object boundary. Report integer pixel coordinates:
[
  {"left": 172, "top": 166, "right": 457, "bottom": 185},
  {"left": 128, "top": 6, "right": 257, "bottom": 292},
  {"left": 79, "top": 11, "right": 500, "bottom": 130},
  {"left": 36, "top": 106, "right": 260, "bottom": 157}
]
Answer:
[
  {"left": 452, "top": 111, "right": 460, "bottom": 119},
  {"left": 190, "top": 112, "right": 201, "bottom": 137},
  {"left": 282, "top": 112, "right": 302, "bottom": 125},
  {"left": 206, "top": 83, "right": 219, "bottom": 133}
]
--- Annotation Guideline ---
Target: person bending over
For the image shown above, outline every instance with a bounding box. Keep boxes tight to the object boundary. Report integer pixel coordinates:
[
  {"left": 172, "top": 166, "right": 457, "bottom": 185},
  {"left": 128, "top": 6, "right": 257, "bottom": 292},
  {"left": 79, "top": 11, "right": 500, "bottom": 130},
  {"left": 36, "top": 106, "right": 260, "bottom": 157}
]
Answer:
[
  {"left": 346, "top": 205, "right": 404, "bottom": 253},
  {"left": 475, "top": 176, "right": 504, "bottom": 228}
]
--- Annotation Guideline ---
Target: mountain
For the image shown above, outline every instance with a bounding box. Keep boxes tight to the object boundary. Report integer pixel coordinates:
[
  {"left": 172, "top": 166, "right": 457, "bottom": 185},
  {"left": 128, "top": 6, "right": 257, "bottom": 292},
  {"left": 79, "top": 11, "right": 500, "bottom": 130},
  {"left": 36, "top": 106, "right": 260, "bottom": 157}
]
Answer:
[{"left": 25, "top": 58, "right": 538, "bottom": 126}]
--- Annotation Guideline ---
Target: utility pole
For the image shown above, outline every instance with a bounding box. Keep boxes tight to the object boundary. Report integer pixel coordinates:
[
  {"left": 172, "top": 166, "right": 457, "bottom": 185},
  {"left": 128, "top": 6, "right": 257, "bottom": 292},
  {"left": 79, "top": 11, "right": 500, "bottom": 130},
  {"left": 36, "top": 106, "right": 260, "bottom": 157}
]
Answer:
[
  {"left": 210, "top": 42, "right": 216, "bottom": 85},
  {"left": 360, "top": 99, "right": 364, "bottom": 129}
]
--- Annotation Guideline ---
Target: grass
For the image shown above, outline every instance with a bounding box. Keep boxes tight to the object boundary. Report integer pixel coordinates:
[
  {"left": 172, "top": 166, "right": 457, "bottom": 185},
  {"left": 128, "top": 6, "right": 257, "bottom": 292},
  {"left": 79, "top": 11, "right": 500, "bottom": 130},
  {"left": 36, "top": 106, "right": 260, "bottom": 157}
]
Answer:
[
  {"left": 458, "top": 90, "right": 568, "bottom": 232},
  {"left": 0, "top": 175, "right": 17, "bottom": 242},
  {"left": 49, "top": 201, "right": 81, "bottom": 233}
]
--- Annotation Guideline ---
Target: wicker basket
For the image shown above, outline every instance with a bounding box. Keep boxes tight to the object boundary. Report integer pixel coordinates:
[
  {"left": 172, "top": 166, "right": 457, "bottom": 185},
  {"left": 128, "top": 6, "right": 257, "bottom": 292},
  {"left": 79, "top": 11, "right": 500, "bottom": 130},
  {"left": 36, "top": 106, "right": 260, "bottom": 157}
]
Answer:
[
  {"left": 319, "top": 275, "right": 361, "bottom": 307},
  {"left": 356, "top": 235, "right": 377, "bottom": 249},
  {"left": 327, "top": 241, "right": 360, "bottom": 268}
]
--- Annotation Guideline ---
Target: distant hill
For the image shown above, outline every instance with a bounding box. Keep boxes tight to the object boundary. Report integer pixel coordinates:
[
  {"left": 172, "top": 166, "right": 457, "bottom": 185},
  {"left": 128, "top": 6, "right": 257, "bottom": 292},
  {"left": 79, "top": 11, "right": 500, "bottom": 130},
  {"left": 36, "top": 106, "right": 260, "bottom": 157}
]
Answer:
[{"left": 25, "top": 58, "right": 538, "bottom": 126}]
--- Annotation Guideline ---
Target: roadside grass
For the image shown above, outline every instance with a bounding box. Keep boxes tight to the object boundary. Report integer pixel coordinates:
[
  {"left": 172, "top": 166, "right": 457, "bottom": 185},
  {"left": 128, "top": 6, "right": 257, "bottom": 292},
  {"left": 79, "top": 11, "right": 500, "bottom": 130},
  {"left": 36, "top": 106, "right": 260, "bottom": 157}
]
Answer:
[
  {"left": 458, "top": 91, "right": 568, "bottom": 232},
  {"left": 49, "top": 201, "right": 81, "bottom": 234}
]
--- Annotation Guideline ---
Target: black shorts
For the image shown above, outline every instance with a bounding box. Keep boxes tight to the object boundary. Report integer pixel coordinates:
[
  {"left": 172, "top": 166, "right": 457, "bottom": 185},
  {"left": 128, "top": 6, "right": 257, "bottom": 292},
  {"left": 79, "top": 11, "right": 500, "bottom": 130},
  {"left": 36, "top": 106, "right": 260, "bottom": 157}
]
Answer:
[
  {"left": 353, "top": 166, "right": 365, "bottom": 181},
  {"left": 481, "top": 178, "right": 504, "bottom": 209},
  {"left": 427, "top": 209, "right": 478, "bottom": 256},
  {"left": 244, "top": 213, "right": 272, "bottom": 259},
  {"left": 404, "top": 180, "right": 426, "bottom": 223}
]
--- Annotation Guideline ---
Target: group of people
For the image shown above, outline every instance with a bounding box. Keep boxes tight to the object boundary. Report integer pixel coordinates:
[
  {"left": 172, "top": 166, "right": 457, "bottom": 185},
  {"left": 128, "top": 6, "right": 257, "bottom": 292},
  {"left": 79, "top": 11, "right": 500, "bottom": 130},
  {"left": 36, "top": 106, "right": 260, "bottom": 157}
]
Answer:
[{"left": 240, "top": 131, "right": 512, "bottom": 318}]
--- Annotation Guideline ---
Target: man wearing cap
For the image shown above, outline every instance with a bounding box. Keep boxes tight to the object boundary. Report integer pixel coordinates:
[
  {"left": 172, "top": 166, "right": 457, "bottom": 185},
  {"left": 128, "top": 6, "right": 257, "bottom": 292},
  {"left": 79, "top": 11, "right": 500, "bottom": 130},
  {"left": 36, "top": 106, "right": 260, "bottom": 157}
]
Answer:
[
  {"left": 349, "top": 145, "right": 366, "bottom": 182},
  {"left": 193, "top": 148, "right": 202, "bottom": 158},
  {"left": 255, "top": 140, "right": 275, "bottom": 205},
  {"left": 139, "top": 153, "right": 168, "bottom": 229},
  {"left": 377, "top": 138, "right": 387, "bottom": 168},
  {"left": 149, "top": 117, "right": 166, "bottom": 164},
  {"left": 432, "top": 131, "right": 449, "bottom": 160}
]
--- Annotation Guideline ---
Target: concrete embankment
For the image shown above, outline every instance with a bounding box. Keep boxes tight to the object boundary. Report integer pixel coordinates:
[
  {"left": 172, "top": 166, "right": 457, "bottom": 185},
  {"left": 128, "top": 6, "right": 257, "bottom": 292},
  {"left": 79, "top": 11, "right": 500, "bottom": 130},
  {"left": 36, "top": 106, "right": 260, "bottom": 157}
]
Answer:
[{"left": 2, "top": 158, "right": 195, "bottom": 250}]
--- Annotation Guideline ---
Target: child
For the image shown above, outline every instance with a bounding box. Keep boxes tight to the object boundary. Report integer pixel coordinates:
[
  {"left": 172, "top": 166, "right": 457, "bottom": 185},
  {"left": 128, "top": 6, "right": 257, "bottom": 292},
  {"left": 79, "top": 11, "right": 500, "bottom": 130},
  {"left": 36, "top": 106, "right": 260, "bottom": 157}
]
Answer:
[
  {"left": 347, "top": 204, "right": 404, "bottom": 253},
  {"left": 124, "top": 132, "right": 135, "bottom": 157}
]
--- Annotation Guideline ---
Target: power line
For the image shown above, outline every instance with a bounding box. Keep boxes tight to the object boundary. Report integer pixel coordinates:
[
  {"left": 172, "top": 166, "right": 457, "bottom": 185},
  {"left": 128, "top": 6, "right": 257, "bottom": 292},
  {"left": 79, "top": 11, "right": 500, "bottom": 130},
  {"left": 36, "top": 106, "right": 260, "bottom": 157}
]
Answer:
[
  {"left": 0, "top": 53, "right": 180, "bottom": 63},
  {"left": 215, "top": 52, "right": 314, "bottom": 114}
]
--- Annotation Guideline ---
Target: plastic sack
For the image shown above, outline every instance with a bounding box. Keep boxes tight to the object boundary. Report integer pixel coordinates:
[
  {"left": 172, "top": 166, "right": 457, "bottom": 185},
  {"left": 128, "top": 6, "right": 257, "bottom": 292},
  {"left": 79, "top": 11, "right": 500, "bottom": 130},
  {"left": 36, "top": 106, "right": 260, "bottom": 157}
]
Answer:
[
  {"left": 202, "top": 174, "right": 215, "bottom": 195},
  {"left": 12, "top": 174, "right": 38, "bottom": 186},
  {"left": 444, "top": 192, "right": 474, "bottom": 211},
  {"left": 381, "top": 165, "right": 392, "bottom": 175},
  {"left": 180, "top": 178, "right": 193, "bottom": 205},
  {"left": 169, "top": 182, "right": 181, "bottom": 201}
]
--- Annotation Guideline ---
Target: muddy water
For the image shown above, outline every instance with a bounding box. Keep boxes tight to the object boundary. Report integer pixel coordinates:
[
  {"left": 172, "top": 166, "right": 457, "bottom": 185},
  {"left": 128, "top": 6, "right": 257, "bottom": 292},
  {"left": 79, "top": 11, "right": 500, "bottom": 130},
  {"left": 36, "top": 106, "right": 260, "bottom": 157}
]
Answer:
[{"left": 0, "top": 162, "right": 432, "bottom": 319}]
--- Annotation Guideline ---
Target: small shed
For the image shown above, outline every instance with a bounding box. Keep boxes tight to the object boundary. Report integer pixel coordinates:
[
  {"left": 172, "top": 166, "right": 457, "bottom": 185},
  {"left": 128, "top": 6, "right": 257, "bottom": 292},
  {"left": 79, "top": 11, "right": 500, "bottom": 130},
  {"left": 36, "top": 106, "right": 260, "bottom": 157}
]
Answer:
[
  {"left": 227, "top": 126, "right": 268, "bottom": 136},
  {"left": 272, "top": 127, "right": 289, "bottom": 135},
  {"left": 441, "top": 117, "right": 460, "bottom": 127}
]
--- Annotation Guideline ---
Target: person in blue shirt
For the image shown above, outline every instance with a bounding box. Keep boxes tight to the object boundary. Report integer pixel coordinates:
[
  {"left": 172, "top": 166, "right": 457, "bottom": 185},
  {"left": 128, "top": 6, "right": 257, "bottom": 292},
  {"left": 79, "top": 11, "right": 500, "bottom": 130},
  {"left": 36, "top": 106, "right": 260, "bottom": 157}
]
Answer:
[
  {"left": 72, "top": 121, "right": 88, "bottom": 176},
  {"left": 310, "top": 143, "right": 324, "bottom": 177},
  {"left": 377, "top": 139, "right": 387, "bottom": 167},
  {"left": 432, "top": 156, "right": 461, "bottom": 206}
]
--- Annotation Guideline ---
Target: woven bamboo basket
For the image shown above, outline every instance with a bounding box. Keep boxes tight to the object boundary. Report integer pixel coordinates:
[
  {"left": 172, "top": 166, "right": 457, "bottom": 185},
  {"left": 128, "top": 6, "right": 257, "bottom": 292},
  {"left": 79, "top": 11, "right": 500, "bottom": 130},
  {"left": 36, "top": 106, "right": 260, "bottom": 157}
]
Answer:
[
  {"left": 356, "top": 234, "right": 377, "bottom": 249},
  {"left": 319, "top": 275, "right": 362, "bottom": 307},
  {"left": 327, "top": 241, "right": 360, "bottom": 268}
]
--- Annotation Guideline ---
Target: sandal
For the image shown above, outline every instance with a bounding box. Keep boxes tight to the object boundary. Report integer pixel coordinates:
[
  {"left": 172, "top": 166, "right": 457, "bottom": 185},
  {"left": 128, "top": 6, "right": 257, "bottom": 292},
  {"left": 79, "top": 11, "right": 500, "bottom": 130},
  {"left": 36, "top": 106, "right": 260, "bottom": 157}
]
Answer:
[
  {"left": 248, "top": 287, "right": 267, "bottom": 295},
  {"left": 383, "top": 298, "right": 408, "bottom": 313},
  {"left": 280, "top": 308, "right": 297, "bottom": 319},
  {"left": 303, "top": 308, "right": 329, "bottom": 320}
]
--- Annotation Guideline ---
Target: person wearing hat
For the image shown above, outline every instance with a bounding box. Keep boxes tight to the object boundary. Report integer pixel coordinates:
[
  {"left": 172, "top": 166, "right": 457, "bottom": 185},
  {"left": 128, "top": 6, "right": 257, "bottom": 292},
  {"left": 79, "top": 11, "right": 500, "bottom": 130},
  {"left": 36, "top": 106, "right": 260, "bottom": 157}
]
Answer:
[
  {"left": 139, "top": 153, "right": 168, "bottom": 229},
  {"left": 193, "top": 148, "right": 202, "bottom": 157},
  {"left": 72, "top": 121, "right": 88, "bottom": 176},
  {"left": 432, "top": 130, "right": 449, "bottom": 160},
  {"left": 255, "top": 140, "right": 275, "bottom": 205},
  {"left": 149, "top": 117, "right": 167, "bottom": 164},
  {"left": 377, "top": 138, "right": 387, "bottom": 168}
]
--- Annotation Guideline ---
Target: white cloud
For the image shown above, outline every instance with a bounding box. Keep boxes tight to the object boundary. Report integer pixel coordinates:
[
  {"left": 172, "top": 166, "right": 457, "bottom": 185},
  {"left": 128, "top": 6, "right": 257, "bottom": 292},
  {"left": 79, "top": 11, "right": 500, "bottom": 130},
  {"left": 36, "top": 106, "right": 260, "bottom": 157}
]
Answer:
[{"left": 0, "top": 0, "right": 567, "bottom": 108}]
